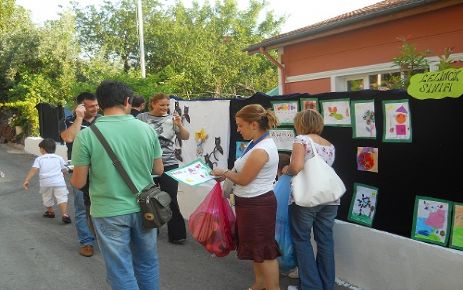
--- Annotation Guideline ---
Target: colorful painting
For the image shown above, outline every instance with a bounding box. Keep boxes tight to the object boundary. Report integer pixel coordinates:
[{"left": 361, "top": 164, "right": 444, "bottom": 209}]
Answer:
[
  {"left": 300, "top": 98, "right": 319, "bottom": 112},
  {"left": 348, "top": 183, "right": 378, "bottom": 227},
  {"left": 269, "top": 129, "right": 295, "bottom": 151},
  {"left": 383, "top": 99, "right": 412, "bottom": 142},
  {"left": 411, "top": 196, "right": 452, "bottom": 246},
  {"left": 450, "top": 203, "right": 463, "bottom": 250},
  {"left": 271, "top": 101, "right": 299, "bottom": 125},
  {"left": 235, "top": 141, "right": 249, "bottom": 159},
  {"left": 165, "top": 159, "right": 214, "bottom": 186},
  {"left": 351, "top": 100, "right": 376, "bottom": 139},
  {"left": 356, "top": 147, "right": 378, "bottom": 173},
  {"left": 320, "top": 99, "right": 351, "bottom": 127}
]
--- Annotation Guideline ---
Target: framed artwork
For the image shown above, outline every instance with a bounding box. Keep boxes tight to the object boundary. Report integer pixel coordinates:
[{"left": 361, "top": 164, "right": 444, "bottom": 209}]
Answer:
[
  {"left": 300, "top": 98, "right": 319, "bottom": 112},
  {"left": 351, "top": 100, "right": 376, "bottom": 139},
  {"left": 356, "top": 147, "right": 378, "bottom": 173},
  {"left": 348, "top": 183, "right": 378, "bottom": 227},
  {"left": 319, "top": 98, "right": 351, "bottom": 127},
  {"left": 165, "top": 159, "right": 214, "bottom": 186},
  {"left": 235, "top": 141, "right": 249, "bottom": 159},
  {"left": 269, "top": 128, "right": 295, "bottom": 151},
  {"left": 271, "top": 100, "right": 299, "bottom": 125},
  {"left": 450, "top": 203, "right": 463, "bottom": 250},
  {"left": 411, "top": 196, "right": 452, "bottom": 246},
  {"left": 382, "top": 99, "right": 412, "bottom": 142}
]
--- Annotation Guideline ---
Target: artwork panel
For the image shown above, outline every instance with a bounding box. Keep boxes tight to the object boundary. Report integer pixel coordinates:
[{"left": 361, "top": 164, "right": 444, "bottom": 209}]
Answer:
[
  {"left": 320, "top": 99, "right": 351, "bottom": 127},
  {"left": 348, "top": 183, "right": 378, "bottom": 227},
  {"left": 271, "top": 101, "right": 299, "bottom": 125},
  {"left": 450, "top": 203, "right": 463, "bottom": 250},
  {"left": 352, "top": 100, "right": 376, "bottom": 139},
  {"left": 269, "top": 129, "right": 295, "bottom": 151},
  {"left": 170, "top": 99, "right": 230, "bottom": 169},
  {"left": 165, "top": 159, "right": 214, "bottom": 186},
  {"left": 235, "top": 141, "right": 249, "bottom": 159},
  {"left": 382, "top": 99, "right": 412, "bottom": 143},
  {"left": 356, "top": 147, "right": 378, "bottom": 173},
  {"left": 411, "top": 196, "right": 452, "bottom": 246},
  {"left": 300, "top": 98, "right": 319, "bottom": 112}
]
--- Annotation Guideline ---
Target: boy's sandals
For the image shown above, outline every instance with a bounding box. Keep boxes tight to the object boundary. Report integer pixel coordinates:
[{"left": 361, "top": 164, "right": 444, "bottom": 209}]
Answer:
[
  {"left": 43, "top": 211, "right": 55, "bottom": 218},
  {"left": 62, "top": 215, "right": 72, "bottom": 224}
]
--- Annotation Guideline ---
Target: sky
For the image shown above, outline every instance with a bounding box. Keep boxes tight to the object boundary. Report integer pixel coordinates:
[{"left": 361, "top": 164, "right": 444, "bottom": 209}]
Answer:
[{"left": 15, "top": 0, "right": 381, "bottom": 33}]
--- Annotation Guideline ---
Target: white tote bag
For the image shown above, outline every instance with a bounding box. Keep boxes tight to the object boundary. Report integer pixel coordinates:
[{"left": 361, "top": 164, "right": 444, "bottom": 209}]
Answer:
[{"left": 292, "top": 137, "right": 346, "bottom": 207}]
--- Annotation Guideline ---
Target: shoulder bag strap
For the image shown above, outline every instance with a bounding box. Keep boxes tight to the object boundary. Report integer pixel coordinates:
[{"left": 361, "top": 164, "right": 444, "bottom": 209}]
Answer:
[
  {"left": 90, "top": 124, "right": 138, "bottom": 195},
  {"left": 306, "top": 136, "right": 320, "bottom": 157}
]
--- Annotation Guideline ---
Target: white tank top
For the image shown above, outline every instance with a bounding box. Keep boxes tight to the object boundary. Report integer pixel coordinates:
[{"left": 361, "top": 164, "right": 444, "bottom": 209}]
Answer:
[{"left": 233, "top": 138, "right": 278, "bottom": 198}]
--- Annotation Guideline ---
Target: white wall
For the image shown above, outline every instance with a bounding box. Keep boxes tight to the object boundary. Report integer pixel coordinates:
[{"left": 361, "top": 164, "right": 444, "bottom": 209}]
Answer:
[
  {"left": 24, "top": 137, "right": 68, "bottom": 160},
  {"left": 334, "top": 220, "right": 463, "bottom": 290}
]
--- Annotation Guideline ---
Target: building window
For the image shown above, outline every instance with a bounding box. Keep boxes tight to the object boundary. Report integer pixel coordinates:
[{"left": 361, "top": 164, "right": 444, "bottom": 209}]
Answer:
[
  {"left": 368, "top": 72, "right": 401, "bottom": 90},
  {"left": 347, "top": 79, "right": 365, "bottom": 91}
]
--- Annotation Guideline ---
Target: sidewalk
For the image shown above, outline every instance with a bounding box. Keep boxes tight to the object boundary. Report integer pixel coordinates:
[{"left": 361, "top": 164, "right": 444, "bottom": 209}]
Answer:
[{"left": 1, "top": 143, "right": 358, "bottom": 290}]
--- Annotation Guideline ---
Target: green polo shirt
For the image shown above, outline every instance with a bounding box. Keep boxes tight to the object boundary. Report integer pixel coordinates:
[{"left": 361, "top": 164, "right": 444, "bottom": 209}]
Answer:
[{"left": 72, "top": 114, "right": 162, "bottom": 218}]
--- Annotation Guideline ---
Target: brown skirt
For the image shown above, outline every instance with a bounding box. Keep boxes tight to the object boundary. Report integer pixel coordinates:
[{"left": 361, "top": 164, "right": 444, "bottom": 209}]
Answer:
[{"left": 234, "top": 191, "right": 281, "bottom": 262}]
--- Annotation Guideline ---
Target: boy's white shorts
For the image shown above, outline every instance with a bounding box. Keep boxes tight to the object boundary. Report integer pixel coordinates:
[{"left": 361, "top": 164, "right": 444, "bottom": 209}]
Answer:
[{"left": 40, "top": 186, "right": 69, "bottom": 207}]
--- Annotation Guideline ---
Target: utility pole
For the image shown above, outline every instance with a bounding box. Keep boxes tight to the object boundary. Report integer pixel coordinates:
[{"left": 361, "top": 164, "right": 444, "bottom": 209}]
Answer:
[{"left": 136, "top": 0, "right": 146, "bottom": 78}]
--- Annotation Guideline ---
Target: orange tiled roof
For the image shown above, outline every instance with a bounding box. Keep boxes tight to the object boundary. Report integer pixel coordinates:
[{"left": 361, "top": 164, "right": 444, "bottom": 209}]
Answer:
[{"left": 244, "top": 0, "right": 441, "bottom": 53}]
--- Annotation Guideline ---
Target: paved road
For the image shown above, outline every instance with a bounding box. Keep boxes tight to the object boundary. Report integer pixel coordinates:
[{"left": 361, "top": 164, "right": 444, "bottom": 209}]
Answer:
[{"left": 0, "top": 144, "right": 350, "bottom": 290}]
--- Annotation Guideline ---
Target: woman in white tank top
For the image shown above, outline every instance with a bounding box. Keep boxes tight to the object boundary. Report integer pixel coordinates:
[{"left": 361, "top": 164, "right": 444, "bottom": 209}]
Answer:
[{"left": 212, "top": 104, "right": 281, "bottom": 290}]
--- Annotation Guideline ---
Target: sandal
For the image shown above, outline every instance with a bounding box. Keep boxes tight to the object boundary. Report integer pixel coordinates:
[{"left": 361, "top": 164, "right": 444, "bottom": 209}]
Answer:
[{"left": 43, "top": 211, "right": 55, "bottom": 218}]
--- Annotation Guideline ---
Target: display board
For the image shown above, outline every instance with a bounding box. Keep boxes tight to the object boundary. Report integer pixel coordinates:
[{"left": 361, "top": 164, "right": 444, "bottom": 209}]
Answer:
[{"left": 229, "top": 90, "right": 463, "bottom": 239}]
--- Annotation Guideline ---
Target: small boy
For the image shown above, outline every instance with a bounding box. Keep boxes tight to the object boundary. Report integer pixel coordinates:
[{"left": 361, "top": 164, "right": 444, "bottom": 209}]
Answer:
[
  {"left": 23, "top": 138, "right": 71, "bottom": 224},
  {"left": 277, "top": 152, "right": 299, "bottom": 279},
  {"left": 277, "top": 152, "right": 291, "bottom": 179}
]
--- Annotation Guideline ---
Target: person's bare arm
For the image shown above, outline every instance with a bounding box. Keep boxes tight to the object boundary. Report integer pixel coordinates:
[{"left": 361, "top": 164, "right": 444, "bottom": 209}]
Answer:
[
  {"left": 70, "top": 165, "right": 89, "bottom": 189},
  {"left": 177, "top": 124, "right": 190, "bottom": 140},
  {"left": 60, "top": 105, "right": 85, "bottom": 143},
  {"left": 152, "top": 158, "right": 164, "bottom": 176},
  {"left": 173, "top": 113, "right": 190, "bottom": 140},
  {"left": 23, "top": 167, "right": 39, "bottom": 190},
  {"left": 283, "top": 143, "right": 305, "bottom": 176}
]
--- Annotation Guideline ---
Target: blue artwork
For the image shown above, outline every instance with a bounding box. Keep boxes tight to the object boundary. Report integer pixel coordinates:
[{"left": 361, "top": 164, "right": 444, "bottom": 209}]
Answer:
[{"left": 235, "top": 141, "right": 248, "bottom": 159}]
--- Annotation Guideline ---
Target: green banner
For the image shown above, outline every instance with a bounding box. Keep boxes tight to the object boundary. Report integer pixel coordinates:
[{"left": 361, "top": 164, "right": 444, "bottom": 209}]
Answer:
[{"left": 407, "top": 68, "right": 463, "bottom": 100}]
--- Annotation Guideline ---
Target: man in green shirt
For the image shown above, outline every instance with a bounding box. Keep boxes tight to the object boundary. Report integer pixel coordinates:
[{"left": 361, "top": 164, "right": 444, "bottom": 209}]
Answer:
[{"left": 71, "top": 80, "right": 163, "bottom": 290}]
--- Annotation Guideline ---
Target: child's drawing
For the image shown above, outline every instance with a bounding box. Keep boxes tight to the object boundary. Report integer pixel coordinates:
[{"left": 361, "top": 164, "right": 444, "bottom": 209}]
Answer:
[
  {"left": 450, "top": 203, "right": 463, "bottom": 250},
  {"left": 383, "top": 99, "right": 412, "bottom": 142},
  {"left": 165, "top": 159, "right": 214, "bottom": 186},
  {"left": 235, "top": 141, "right": 249, "bottom": 159},
  {"left": 300, "top": 98, "right": 319, "bottom": 112},
  {"left": 412, "top": 196, "right": 452, "bottom": 246},
  {"left": 320, "top": 99, "right": 351, "bottom": 127},
  {"left": 348, "top": 183, "right": 378, "bottom": 227},
  {"left": 269, "top": 129, "right": 295, "bottom": 152},
  {"left": 271, "top": 101, "right": 299, "bottom": 125},
  {"left": 356, "top": 147, "right": 378, "bottom": 173},
  {"left": 351, "top": 100, "right": 376, "bottom": 139}
]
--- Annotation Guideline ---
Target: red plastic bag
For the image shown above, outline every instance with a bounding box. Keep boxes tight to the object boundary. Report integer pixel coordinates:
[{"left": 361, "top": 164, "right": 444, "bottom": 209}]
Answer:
[{"left": 188, "top": 181, "right": 236, "bottom": 257}]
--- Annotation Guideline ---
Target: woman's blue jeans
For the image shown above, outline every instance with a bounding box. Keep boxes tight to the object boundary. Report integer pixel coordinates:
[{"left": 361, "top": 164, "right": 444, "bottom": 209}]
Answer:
[
  {"left": 92, "top": 212, "right": 159, "bottom": 290},
  {"left": 289, "top": 204, "right": 338, "bottom": 290}
]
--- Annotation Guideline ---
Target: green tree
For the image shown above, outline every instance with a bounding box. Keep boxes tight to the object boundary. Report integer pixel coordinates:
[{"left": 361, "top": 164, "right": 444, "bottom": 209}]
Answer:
[
  {"left": 145, "top": 0, "right": 283, "bottom": 96},
  {"left": 72, "top": 0, "right": 162, "bottom": 72},
  {"left": 392, "top": 38, "right": 429, "bottom": 88},
  {"left": 73, "top": 0, "right": 283, "bottom": 97},
  {"left": 0, "top": 5, "right": 41, "bottom": 101},
  {"left": 0, "top": 0, "right": 15, "bottom": 32}
]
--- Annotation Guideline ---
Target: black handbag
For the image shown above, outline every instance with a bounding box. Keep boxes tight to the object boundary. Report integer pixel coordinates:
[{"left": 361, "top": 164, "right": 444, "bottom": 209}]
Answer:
[{"left": 90, "top": 125, "right": 172, "bottom": 229}]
